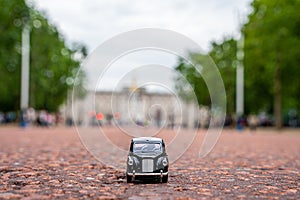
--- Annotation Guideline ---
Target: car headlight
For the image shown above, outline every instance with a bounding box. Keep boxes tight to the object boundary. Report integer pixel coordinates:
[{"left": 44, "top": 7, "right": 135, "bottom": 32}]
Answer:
[
  {"left": 157, "top": 156, "right": 168, "bottom": 167},
  {"left": 128, "top": 156, "right": 134, "bottom": 165},
  {"left": 162, "top": 157, "right": 168, "bottom": 166}
]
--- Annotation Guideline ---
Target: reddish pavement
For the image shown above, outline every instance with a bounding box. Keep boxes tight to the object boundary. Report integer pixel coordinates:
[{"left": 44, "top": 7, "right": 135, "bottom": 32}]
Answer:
[{"left": 0, "top": 126, "right": 299, "bottom": 199}]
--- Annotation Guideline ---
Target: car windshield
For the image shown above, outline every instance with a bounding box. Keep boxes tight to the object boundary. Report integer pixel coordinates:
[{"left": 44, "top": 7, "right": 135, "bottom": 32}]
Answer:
[{"left": 133, "top": 143, "right": 162, "bottom": 153}]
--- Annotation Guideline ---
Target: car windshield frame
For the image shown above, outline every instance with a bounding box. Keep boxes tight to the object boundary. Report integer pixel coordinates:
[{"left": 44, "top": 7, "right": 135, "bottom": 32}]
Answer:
[{"left": 133, "top": 142, "right": 162, "bottom": 154}]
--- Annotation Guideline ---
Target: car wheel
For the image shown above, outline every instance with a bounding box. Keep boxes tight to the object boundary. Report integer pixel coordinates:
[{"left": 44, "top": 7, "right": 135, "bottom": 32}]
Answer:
[
  {"left": 126, "top": 174, "right": 132, "bottom": 183},
  {"left": 162, "top": 175, "right": 168, "bottom": 183}
]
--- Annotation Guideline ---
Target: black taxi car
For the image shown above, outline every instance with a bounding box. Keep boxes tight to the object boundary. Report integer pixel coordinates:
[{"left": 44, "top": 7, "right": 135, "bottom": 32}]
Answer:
[{"left": 126, "top": 137, "right": 168, "bottom": 183}]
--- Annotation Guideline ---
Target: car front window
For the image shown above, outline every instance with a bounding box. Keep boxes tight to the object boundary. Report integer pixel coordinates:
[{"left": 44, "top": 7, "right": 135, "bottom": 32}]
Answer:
[{"left": 133, "top": 143, "right": 162, "bottom": 153}]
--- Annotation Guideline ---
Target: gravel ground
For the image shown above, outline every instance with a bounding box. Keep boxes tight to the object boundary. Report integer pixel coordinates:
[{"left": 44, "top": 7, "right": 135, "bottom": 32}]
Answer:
[{"left": 0, "top": 126, "right": 299, "bottom": 199}]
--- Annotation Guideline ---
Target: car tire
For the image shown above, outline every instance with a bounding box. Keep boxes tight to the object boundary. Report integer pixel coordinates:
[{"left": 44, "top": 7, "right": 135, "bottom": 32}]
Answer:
[
  {"left": 126, "top": 174, "right": 132, "bottom": 183},
  {"left": 162, "top": 175, "right": 168, "bottom": 183}
]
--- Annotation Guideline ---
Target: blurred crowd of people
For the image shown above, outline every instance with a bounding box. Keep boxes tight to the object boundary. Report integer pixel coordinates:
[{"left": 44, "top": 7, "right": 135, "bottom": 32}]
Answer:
[
  {"left": 0, "top": 107, "right": 299, "bottom": 129},
  {"left": 226, "top": 110, "right": 299, "bottom": 130},
  {"left": 0, "top": 108, "right": 64, "bottom": 127}
]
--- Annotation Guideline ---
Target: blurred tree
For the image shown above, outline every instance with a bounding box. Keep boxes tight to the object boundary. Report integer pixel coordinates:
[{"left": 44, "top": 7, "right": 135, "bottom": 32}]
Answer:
[
  {"left": 0, "top": 0, "right": 29, "bottom": 111},
  {"left": 29, "top": 9, "right": 87, "bottom": 111},
  {"left": 176, "top": 0, "right": 300, "bottom": 129},
  {"left": 209, "top": 38, "right": 237, "bottom": 114},
  {"left": 244, "top": 0, "right": 300, "bottom": 128},
  {"left": 175, "top": 37, "right": 237, "bottom": 114},
  {"left": 0, "top": 0, "right": 87, "bottom": 112},
  {"left": 175, "top": 56, "right": 209, "bottom": 106}
]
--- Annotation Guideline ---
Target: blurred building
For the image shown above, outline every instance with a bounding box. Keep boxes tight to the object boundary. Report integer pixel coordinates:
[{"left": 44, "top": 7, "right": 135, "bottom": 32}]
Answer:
[{"left": 68, "top": 86, "right": 199, "bottom": 128}]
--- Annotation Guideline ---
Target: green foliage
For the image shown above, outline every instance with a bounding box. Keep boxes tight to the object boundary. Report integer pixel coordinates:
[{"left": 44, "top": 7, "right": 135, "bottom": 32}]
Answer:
[
  {"left": 0, "top": 0, "right": 29, "bottom": 111},
  {"left": 0, "top": 0, "right": 87, "bottom": 112},
  {"left": 175, "top": 57, "right": 209, "bottom": 105},
  {"left": 209, "top": 38, "right": 237, "bottom": 114},
  {"left": 244, "top": 0, "right": 300, "bottom": 127},
  {"left": 176, "top": 0, "right": 300, "bottom": 127},
  {"left": 175, "top": 38, "right": 237, "bottom": 114}
]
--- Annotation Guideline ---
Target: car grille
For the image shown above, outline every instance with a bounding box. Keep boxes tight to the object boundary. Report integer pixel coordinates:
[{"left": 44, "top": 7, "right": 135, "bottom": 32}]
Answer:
[{"left": 142, "top": 159, "right": 154, "bottom": 172}]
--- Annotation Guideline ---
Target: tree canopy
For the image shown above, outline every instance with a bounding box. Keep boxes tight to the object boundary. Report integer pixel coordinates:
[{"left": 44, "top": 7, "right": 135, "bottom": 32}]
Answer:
[
  {"left": 0, "top": 0, "right": 87, "bottom": 112},
  {"left": 175, "top": 37, "right": 237, "bottom": 114},
  {"left": 0, "top": 0, "right": 29, "bottom": 112},
  {"left": 175, "top": 0, "right": 300, "bottom": 128},
  {"left": 244, "top": 0, "right": 300, "bottom": 128}
]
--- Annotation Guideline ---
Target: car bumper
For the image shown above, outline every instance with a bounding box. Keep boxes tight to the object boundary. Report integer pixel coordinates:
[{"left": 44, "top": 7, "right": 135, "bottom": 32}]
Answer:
[
  {"left": 127, "top": 170, "right": 168, "bottom": 182},
  {"left": 127, "top": 172, "right": 168, "bottom": 176}
]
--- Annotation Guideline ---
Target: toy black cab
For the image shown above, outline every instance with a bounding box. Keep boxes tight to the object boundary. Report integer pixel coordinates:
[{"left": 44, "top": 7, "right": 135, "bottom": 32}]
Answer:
[{"left": 126, "top": 137, "right": 168, "bottom": 183}]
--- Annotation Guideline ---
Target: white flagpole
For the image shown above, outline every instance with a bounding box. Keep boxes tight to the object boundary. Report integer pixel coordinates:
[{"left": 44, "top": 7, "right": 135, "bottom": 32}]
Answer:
[
  {"left": 20, "top": 25, "right": 30, "bottom": 110},
  {"left": 236, "top": 33, "right": 244, "bottom": 116},
  {"left": 236, "top": 12, "right": 244, "bottom": 116}
]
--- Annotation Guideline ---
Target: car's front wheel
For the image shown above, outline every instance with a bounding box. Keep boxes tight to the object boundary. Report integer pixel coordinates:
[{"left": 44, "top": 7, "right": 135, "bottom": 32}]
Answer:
[
  {"left": 126, "top": 174, "right": 132, "bottom": 183},
  {"left": 162, "top": 175, "right": 168, "bottom": 183}
]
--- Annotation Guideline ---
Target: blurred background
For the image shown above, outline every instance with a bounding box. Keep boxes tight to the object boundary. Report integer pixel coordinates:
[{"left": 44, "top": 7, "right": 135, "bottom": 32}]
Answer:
[{"left": 0, "top": 0, "right": 299, "bottom": 130}]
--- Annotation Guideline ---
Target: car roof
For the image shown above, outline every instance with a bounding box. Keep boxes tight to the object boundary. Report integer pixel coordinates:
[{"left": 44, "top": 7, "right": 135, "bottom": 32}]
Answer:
[{"left": 132, "top": 137, "right": 163, "bottom": 143}]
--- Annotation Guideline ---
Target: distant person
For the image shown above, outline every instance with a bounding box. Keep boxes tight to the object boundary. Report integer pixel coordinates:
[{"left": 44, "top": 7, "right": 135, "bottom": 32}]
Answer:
[
  {"left": 199, "top": 106, "right": 210, "bottom": 128},
  {"left": 288, "top": 109, "right": 298, "bottom": 128},
  {"left": 155, "top": 109, "right": 162, "bottom": 128},
  {"left": 27, "top": 107, "right": 36, "bottom": 125},
  {"left": 0, "top": 112, "right": 4, "bottom": 124},
  {"left": 168, "top": 113, "right": 175, "bottom": 129},
  {"left": 237, "top": 115, "right": 246, "bottom": 131},
  {"left": 248, "top": 114, "right": 258, "bottom": 131},
  {"left": 20, "top": 109, "right": 30, "bottom": 128},
  {"left": 37, "top": 110, "right": 48, "bottom": 127}
]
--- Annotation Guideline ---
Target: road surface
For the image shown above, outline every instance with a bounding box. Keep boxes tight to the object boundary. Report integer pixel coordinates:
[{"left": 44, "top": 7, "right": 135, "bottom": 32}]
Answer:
[{"left": 0, "top": 126, "right": 299, "bottom": 199}]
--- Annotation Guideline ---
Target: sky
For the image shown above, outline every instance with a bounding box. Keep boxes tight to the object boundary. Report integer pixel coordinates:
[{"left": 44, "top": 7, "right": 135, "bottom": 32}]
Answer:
[
  {"left": 29, "top": 0, "right": 253, "bottom": 91},
  {"left": 30, "top": 0, "right": 252, "bottom": 52}
]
